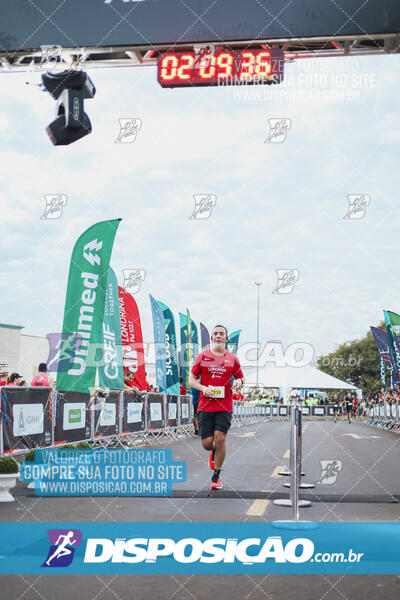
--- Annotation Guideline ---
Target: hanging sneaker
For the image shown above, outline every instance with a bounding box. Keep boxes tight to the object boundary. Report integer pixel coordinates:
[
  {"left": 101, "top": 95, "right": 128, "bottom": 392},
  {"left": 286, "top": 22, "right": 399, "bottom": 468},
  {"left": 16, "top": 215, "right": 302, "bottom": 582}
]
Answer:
[{"left": 210, "top": 478, "right": 223, "bottom": 490}]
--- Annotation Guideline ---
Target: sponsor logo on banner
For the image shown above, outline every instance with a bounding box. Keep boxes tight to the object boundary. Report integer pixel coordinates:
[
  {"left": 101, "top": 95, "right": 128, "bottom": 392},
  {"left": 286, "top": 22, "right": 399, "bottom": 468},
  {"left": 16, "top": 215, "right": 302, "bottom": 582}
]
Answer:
[
  {"left": 168, "top": 403, "right": 177, "bottom": 420},
  {"left": 150, "top": 403, "right": 162, "bottom": 422},
  {"left": 13, "top": 404, "right": 44, "bottom": 436},
  {"left": 42, "top": 529, "right": 82, "bottom": 568},
  {"left": 181, "top": 403, "right": 189, "bottom": 419},
  {"left": 63, "top": 403, "right": 85, "bottom": 430},
  {"left": 99, "top": 403, "right": 116, "bottom": 427},
  {"left": 127, "top": 402, "right": 143, "bottom": 424}
]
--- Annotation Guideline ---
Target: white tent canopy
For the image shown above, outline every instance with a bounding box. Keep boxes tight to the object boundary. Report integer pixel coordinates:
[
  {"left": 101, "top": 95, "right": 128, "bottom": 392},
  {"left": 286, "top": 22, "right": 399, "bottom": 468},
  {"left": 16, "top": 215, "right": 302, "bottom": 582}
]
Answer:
[{"left": 244, "top": 365, "right": 358, "bottom": 390}]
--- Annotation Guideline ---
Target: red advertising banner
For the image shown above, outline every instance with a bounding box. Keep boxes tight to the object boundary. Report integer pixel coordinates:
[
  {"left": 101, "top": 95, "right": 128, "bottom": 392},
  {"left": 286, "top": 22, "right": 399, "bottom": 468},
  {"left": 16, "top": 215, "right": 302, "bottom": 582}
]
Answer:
[{"left": 118, "top": 287, "right": 147, "bottom": 391}]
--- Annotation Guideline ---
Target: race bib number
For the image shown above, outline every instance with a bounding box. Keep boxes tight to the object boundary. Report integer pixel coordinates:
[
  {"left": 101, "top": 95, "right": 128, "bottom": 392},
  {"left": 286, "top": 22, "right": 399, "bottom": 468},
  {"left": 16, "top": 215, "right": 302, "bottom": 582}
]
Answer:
[{"left": 209, "top": 386, "right": 225, "bottom": 398}]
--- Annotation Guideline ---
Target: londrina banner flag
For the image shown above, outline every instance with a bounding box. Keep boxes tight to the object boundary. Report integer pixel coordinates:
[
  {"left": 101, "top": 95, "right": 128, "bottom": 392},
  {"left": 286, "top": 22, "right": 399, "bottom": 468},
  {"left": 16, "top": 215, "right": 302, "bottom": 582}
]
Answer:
[
  {"left": 383, "top": 310, "right": 400, "bottom": 377},
  {"left": 98, "top": 267, "right": 124, "bottom": 390},
  {"left": 118, "top": 287, "right": 147, "bottom": 390},
  {"left": 157, "top": 300, "right": 180, "bottom": 395},
  {"left": 150, "top": 294, "right": 167, "bottom": 393},
  {"left": 227, "top": 330, "right": 241, "bottom": 355},
  {"left": 200, "top": 322, "right": 210, "bottom": 350},
  {"left": 56, "top": 219, "right": 121, "bottom": 394}
]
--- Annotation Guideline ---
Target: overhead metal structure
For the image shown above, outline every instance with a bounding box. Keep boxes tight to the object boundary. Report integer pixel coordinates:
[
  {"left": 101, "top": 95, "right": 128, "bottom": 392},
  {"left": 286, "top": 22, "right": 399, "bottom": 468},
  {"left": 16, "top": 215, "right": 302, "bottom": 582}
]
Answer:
[{"left": 1, "top": 0, "right": 400, "bottom": 73}]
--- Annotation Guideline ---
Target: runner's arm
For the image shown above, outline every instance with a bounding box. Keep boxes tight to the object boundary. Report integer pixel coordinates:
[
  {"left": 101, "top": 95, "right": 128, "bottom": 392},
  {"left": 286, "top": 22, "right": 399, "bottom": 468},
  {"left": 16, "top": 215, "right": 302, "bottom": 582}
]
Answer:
[{"left": 188, "top": 373, "right": 214, "bottom": 397}]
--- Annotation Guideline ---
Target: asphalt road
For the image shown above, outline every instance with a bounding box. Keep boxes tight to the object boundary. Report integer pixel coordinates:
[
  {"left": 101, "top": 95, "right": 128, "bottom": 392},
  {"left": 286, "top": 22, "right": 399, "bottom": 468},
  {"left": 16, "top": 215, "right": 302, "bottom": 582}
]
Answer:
[{"left": 1, "top": 419, "right": 399, "bottom": 599}]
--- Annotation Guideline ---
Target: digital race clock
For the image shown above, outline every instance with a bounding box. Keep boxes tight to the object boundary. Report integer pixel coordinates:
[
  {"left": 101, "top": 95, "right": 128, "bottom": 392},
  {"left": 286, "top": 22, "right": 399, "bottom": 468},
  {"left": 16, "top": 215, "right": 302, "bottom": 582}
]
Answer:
[{"left": 157, "top": 48, "right": 284, "bottom": 88}]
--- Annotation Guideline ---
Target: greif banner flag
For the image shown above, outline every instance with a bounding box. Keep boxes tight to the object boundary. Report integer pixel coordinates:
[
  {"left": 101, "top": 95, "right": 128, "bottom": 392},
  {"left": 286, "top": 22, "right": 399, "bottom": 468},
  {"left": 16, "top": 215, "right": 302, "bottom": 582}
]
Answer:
[
  {"left": 56, "top": 219, "right": 121, "bottom": 394},
  {"left": 118, "top": 287, "right": 147, "bottom": 391},
  {"left": 370, "top": 326, "right": 399, "bottom": 386},
  {"left": 150, "top": 295, "right": 167, "bottom": 393},
  {"left": 227, "top": 330, "right": 241, "bottom": 355},
  {"left": 157, "top": 300, "right": 180, "bottom": 395},
  {"left": 383, "top": 311, "right": 400, "bottom": 377},
  {"left": 200, "top": 323, "right": 210, "bottom": 350},
  {"left": 98, "top": 268, "right": 124, "bottom": 390}
]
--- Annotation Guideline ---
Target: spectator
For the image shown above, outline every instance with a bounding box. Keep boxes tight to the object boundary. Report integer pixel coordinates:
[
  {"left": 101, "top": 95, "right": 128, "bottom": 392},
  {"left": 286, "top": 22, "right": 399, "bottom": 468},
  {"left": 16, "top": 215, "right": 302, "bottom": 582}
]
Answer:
[
  {"left": 7, "top": 373, "right": 21, "bottom": 385},
  {"left": 124, "top": 369, "right": 140, "bottom": 393},
  {"left": 232, "top": 388, "right": 244, "bottom": 402},
  {"left": 31, "top": 363, "right": 53, "bottom": 387},
  {"left": 19, "top": 380, "right": 27, "bottom": 387},
  {"left": 0, "top": 370, "right": 8, "bottom": 386},
  {"left": 180, "top": 376, "right": 186, "bottom": 395}
]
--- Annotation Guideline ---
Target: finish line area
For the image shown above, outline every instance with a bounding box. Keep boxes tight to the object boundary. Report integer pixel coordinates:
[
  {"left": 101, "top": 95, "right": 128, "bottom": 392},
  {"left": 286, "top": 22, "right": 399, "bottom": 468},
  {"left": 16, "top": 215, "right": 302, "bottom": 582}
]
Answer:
[{"left": 3, "top": 419, "right": 399, "bottom": 523}]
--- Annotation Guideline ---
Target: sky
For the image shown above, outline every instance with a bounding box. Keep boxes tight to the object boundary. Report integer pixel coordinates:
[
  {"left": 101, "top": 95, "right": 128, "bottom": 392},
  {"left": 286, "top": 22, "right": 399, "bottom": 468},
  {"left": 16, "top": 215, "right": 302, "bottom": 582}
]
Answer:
[{"left": 1, "top": 51, "right": 400, "bottom": 369}]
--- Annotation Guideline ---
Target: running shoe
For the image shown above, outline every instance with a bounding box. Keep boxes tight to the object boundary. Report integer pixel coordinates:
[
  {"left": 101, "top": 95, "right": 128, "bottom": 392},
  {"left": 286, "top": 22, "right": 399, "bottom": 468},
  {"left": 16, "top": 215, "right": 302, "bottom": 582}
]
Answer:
[
  {"left": 208, "top": 450, "right": 215, "bottom": 470},
  {"left": 210, "top": 478, "right": 223, "bottom": 490}
]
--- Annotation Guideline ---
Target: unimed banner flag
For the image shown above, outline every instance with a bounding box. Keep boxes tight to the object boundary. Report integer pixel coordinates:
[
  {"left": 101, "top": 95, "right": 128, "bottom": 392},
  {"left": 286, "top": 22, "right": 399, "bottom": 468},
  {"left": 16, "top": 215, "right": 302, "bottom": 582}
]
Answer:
[
  {"left": 157, "top": 300, "right": 180, "bottom": 395},
  {"left": 56, "top": 219, "right": 121, "bottom": 394},
  {"left": 118, "top": 287, "right": 147, "bottom": 390},
  {"left": 150, "top": 294, "right": 167, "bottom": 393},
  {"left": 98, "top": 268, "right": 124, "bottom": 390}
]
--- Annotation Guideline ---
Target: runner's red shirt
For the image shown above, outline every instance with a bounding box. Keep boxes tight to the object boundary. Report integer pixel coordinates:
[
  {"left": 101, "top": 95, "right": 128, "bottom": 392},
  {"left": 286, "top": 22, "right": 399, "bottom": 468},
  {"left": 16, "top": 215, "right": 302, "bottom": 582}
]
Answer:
[{"left": 191, "top": 349, "right": 244, "bottom": 412}]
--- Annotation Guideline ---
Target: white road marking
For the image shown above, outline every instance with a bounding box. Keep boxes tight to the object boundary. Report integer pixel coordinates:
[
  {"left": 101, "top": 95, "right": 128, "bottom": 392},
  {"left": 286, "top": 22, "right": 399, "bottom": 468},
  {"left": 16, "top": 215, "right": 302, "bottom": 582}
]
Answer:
[
  {"left": 283, "top": 449, "right": 290, "bottom": 458},
  {"left": 342, "top": 434, "right": 380, "bottom": 439}
]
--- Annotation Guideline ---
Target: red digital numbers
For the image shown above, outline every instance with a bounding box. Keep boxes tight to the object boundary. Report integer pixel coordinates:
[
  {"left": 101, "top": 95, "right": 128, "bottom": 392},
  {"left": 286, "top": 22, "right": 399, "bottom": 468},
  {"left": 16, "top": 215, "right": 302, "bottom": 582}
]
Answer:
[{"left": 158, "top": 48, "right": 284, "bottom": 88}]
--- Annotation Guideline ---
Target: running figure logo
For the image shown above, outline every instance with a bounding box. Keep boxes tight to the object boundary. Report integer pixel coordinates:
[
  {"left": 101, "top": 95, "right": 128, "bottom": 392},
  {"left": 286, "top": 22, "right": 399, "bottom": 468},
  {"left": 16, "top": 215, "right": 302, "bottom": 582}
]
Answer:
[
  {"left": 319, "top": 460, "right": 342, "bottom": 484},
  {"left": 42, "top": 529, "right": 82, "bottom": 568},
  {"left": 115, "top": 118, "right": 142, "bottom": 143},
  {"left": 41, "top": 194, "right": 67, "bottom": 220},
  {"left": 189, "top": 195, "right": 217, "bottom": 219},
  {"left": 265, "top": 118, "right": 291, "bottom": 143},
  {"left": 344, "top": 194, "right": 370, "bottom": 219},
  {"left": 272, "top": 269, "right": 299, "bottom": 294},
  {"left": 122, "top": 269, "right": 146, "bottom": 293}
]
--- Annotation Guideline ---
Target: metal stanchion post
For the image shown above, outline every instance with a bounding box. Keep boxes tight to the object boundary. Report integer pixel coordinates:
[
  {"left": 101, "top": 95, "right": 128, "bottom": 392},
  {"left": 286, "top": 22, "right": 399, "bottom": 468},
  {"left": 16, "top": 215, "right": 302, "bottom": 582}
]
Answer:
[{"left": 274, "top": 399, "right": 311, "bottom": 516}]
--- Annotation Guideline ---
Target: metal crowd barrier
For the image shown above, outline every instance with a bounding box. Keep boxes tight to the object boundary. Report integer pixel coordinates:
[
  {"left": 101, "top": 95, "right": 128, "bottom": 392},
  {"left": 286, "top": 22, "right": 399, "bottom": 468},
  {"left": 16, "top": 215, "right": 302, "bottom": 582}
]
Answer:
[
  {"left": 365, "top": 401, "right": 400, "bottom": 433},
  {"left": 0, "top": 389, "right": 271, "bottom": 456}
]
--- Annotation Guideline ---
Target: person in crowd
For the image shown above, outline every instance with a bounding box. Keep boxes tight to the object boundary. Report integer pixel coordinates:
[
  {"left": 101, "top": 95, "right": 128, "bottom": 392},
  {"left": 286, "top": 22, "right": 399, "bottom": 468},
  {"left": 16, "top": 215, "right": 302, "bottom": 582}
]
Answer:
[
  {"left": 0, "top": 371, "right": 8, "bottom": 386},
  {"left": 179, "top": 376, "right": 186, "bottom": 396},
  {"left": 189, "top": 324, "right": 244, "bottom": 491},
  {"left": 124, "top": 369, "right": 140, "bottom": 393},
  {"left": 31, "top": 363, "right": 53, "bottom": 387},
  {"left": 19, "top": 380, "right": 27, "bottom": 387},
  {"left": 7, "top": 373, "right": 21, "bottom": 385},
  {"left": 232, "top": 387, "right": 244, "bottom": 402}
]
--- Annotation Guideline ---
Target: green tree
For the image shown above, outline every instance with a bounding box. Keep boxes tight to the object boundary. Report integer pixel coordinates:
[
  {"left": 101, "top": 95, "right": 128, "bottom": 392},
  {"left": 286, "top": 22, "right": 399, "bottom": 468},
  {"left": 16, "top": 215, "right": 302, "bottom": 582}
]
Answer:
[{"left": 317, "top": 323, "right": 386, "bottom": 394}]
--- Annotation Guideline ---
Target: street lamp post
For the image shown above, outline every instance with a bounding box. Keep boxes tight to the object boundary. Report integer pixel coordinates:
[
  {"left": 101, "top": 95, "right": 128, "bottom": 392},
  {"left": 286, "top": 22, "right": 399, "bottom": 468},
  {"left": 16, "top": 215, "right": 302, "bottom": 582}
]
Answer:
[{"left": 253, "top": 281, "right": 264, "bottom": 389}]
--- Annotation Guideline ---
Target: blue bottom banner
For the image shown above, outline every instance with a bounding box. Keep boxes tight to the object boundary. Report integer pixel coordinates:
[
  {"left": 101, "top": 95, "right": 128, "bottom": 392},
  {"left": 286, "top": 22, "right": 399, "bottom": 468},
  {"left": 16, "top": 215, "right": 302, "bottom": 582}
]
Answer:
[{"left": 0, "top": 522, "right": 399, "bottom": 574}]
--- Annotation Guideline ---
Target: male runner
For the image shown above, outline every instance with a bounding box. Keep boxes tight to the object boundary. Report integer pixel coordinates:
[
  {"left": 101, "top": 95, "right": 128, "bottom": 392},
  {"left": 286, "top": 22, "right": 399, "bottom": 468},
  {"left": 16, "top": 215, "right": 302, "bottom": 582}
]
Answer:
[
  {"left": 332, "top": 393, "right": 340, "bottom": 423},
  {"left": 344, "top": 392, "right": 353, "bottom": 423},
  {"left": 188, "top": 325, "right": 244, "bottom": 490}
]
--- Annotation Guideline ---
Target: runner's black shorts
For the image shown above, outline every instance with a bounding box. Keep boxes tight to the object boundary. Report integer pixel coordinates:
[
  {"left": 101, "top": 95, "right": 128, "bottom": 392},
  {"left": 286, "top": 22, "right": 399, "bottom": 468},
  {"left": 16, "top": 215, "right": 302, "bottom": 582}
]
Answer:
[{"left": 197, "top": 411, "right": 232, "bottom": 439}]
